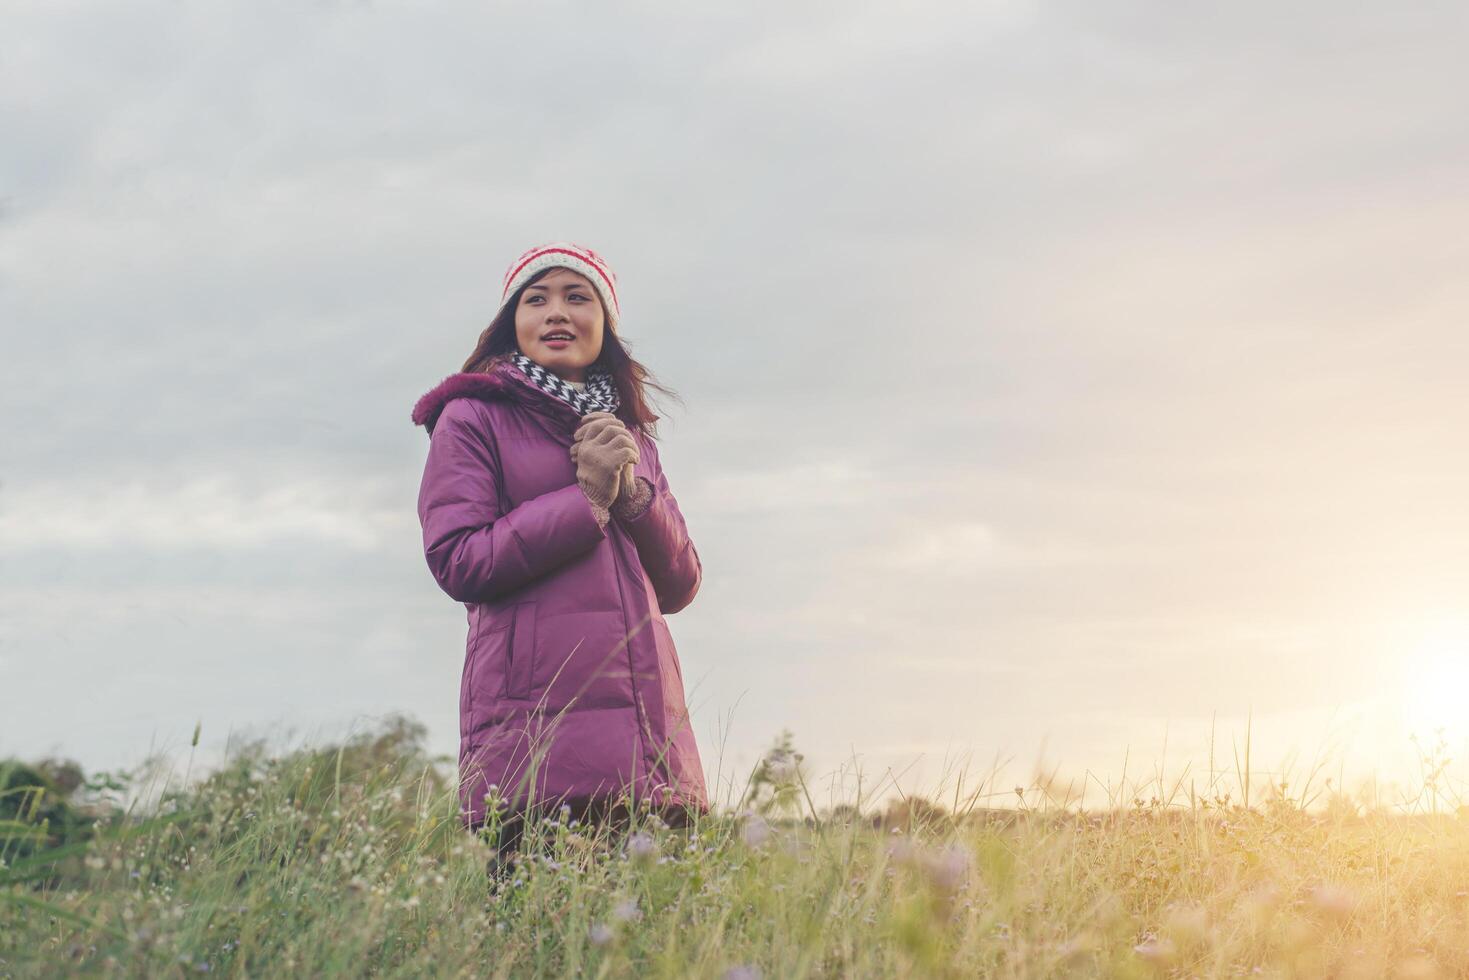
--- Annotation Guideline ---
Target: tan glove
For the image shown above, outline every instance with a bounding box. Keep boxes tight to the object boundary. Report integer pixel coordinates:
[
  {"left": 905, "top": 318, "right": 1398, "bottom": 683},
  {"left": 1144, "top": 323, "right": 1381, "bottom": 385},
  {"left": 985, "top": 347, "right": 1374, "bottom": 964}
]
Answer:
[
  {"left": 570, "top": 413, "right": 639, "bottom": 513},
  {"left": 574, "top": 414, "right": 653, "bottom": 518}
]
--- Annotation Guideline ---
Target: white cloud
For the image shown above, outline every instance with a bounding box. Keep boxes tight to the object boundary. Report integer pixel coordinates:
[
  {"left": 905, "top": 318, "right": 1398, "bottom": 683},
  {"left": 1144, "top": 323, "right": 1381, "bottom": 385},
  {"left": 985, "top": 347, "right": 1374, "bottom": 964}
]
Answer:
[
  {"left": 691, "top": 459, "right": 885, "bottom": 515},
  {"left": 0, "top": 473, "right": 411, "bottom": 552},
  {"left": 709, "top": 1, "right": 1035, "bottom": 87}
]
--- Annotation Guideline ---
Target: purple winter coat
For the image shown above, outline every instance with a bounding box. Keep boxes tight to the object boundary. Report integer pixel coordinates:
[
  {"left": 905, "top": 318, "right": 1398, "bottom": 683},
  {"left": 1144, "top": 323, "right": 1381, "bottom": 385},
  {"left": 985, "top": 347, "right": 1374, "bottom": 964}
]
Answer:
[{"left": 412, "top": 355, "right": 708, "bottom": 830}]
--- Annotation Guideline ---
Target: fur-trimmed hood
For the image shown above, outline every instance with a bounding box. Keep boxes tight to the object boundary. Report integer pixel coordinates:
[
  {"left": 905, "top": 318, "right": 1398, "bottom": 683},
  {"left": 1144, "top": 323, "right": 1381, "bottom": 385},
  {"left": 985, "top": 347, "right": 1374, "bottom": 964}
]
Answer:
[{"left": 411, "top": 357, "right": 580, "bottom": 436}]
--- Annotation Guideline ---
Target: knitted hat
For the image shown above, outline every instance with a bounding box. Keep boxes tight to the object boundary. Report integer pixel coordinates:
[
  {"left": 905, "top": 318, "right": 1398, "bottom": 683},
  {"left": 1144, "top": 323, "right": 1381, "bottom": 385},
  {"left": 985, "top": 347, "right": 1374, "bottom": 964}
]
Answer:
[{"left": 500, "top": 242, "right": 620, "bottom": 332}]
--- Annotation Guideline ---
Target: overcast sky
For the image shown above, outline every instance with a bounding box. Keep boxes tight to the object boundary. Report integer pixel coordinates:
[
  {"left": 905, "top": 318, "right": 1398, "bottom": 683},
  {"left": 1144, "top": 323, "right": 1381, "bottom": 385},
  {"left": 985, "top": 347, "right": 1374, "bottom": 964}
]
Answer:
[{"left": 4, "top": 1, "right": 1468, "bottom": 812}]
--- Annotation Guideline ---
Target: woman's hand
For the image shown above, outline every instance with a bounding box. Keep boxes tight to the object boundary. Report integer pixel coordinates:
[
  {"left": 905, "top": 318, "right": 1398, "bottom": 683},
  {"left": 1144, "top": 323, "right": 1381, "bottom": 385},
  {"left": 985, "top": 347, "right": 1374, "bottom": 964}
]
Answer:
[
  {"left": 570, "top": 413, "right": 639, "bottom": 511},
  {"left": 577, "top": 415, "right": 639, "bottom": 505}
]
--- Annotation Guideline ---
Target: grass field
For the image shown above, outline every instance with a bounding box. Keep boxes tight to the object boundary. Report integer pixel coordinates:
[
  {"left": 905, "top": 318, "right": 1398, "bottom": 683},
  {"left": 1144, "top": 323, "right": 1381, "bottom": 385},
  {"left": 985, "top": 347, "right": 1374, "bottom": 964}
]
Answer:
[{"left": 4, "top": 714, "right": 1468, "bottom": 978}]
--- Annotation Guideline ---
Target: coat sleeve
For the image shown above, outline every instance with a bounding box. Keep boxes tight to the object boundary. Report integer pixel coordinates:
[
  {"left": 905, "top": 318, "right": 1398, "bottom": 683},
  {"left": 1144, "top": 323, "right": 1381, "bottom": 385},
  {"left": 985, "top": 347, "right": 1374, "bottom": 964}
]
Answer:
[
  {"left": 417, "top": 398, "right": 607, "bottom": 603},
  {"left": 617, "top": 434, "right": 703, "bottom": 615}
]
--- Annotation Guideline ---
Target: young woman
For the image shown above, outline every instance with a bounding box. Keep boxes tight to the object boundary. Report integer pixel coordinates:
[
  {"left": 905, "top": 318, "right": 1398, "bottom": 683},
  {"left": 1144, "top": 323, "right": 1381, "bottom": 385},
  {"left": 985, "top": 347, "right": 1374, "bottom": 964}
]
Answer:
[{"left": 411, "top": 242, "right": 708, "bottom": 871}]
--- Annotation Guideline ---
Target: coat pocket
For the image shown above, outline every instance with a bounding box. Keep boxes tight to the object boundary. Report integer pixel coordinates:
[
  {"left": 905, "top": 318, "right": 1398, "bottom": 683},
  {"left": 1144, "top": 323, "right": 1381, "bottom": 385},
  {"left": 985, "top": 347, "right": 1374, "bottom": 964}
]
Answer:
[
  {"left": 505, "top": 601, "right": 539, "bottom": 700},
  {"left": 464, "top": 619, "right": 511, "bottom": 735}
]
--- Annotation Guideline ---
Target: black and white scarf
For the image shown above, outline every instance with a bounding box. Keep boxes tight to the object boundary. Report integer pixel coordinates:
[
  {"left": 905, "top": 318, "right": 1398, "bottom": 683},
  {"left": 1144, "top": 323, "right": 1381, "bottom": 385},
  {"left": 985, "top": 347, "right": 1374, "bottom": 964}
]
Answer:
[{"left": 509, "top": 351, "right": 621, "bottom": 417}]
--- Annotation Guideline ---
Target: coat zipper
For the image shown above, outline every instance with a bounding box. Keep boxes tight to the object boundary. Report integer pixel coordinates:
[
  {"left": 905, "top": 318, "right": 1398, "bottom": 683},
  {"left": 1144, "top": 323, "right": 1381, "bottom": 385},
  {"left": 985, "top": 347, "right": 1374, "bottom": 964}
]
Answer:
[
  {"left": 605, "top": 513, "right": 661, "bottom": 797},
  {"left": 507, "top": 366, "right": 663, "bottom": 798}
]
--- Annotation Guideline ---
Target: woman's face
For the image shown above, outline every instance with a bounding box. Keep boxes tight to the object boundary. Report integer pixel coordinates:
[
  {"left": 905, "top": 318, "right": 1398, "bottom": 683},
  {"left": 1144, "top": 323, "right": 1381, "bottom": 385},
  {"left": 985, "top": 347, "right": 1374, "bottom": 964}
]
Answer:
[{"left": 513, "top": 267, "right": 606, "bottom": 383}]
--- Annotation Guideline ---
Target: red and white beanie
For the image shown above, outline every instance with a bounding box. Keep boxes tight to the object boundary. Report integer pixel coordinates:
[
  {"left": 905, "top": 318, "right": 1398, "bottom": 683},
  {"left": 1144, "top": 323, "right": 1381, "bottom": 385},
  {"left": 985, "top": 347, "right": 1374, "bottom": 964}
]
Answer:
[{"left": 500, "top": 241, "right": 621, "bottom": 331}]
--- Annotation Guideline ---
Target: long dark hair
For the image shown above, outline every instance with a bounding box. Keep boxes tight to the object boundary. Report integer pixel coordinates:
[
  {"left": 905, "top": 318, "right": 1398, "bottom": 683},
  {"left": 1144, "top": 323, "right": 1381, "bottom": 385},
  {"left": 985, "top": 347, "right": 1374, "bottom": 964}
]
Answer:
[{"left": 460, "top": 267, "right": 682, "bottom": 440}]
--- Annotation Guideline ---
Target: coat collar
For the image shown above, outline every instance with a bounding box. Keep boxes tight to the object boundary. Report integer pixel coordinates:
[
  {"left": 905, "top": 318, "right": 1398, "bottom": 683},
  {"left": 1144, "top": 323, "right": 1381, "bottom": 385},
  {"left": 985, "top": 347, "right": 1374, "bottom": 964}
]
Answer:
[{"left": 412, "top": 356, "right": 581, "bottom": 436}]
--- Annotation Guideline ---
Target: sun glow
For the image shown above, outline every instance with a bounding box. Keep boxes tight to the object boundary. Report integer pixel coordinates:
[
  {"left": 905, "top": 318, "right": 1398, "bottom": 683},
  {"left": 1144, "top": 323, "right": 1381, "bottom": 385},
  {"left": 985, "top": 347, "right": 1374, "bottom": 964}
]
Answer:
[{"left": 1402, "top": 619, "right": 1469, "bottom": 743}]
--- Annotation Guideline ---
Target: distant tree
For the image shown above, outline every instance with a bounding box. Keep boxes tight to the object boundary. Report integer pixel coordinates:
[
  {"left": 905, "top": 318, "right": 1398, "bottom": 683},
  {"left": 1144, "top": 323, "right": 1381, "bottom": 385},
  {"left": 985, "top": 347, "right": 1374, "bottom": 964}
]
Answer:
[
  {"left": 875, "top": 794, "right": 952, "bottom": 834},
  {"left": 821, "top": 802, "right": 864, "bottom": 827},
  {"left": 0, "top": 757, "right": 95, "bottom": 864}
]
